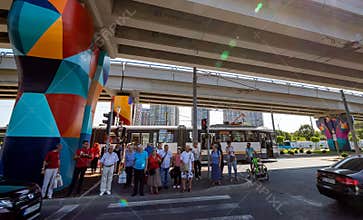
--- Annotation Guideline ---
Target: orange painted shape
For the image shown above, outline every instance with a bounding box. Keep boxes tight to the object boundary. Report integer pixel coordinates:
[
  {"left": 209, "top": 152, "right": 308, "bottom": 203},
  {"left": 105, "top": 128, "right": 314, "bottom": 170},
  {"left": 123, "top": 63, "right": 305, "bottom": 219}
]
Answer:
[
  {"left": 49, "top": 0, "right": 68, "bottom": 14},
  {"left": 27, "top": 17, "right": 63, "bottom": 59},
  {"left": 87, "top": 81, "right": 103, "bottom": 110}
]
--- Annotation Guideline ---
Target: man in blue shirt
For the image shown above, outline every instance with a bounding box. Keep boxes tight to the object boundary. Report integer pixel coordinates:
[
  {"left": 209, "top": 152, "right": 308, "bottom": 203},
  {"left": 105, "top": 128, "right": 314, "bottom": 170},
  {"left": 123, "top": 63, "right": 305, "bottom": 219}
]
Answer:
[
  {"left": 245, "top": 143, "right": 257, "bottom": 170},
  {"left": 132, "top": 145, "right": 148, "bottom": 196}
]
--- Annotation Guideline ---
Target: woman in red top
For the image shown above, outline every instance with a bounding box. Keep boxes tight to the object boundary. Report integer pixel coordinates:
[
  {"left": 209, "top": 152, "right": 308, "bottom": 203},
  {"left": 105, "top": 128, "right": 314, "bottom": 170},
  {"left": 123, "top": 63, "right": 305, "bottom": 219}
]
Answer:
[
  {"left": 147, "top": 149, "right": 162, "bottom": 194},
  {"left": 90, "top": 143, "right": 100, "bottom": 174}
]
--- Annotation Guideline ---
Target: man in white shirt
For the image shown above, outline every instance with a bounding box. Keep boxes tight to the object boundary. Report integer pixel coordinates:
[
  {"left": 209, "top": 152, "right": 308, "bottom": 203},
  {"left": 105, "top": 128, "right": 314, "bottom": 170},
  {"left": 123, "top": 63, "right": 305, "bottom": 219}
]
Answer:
[
  {"left": 156, "top": 142, "right": 163, "bottom": 155},
  {"left": 159, "top": 144, "right": 173, "bottom": 189},
  {"left": 192, "top": 143, "right": 201, "bottom": 180},
  {"left": 99, "top": 145, "right": 119, "bottom": 196},
  {"left": 226, "top": 141, "right": 237, "bottom": 182},
  {"left": 181, "top": 145, "right": 195, "bottom": 192}
]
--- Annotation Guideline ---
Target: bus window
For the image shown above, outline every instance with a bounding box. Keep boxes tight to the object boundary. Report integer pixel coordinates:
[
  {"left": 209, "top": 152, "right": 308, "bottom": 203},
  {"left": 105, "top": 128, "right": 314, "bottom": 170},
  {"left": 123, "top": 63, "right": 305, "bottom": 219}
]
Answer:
[
  {"left": 131, "top": 133, "right": 140, "bottom": 144},
  {"left": 231, "top": 131, "right": 246, "bottom": 142},
  {"left": 246, "top": 131, "right": 258, "bottom": 142},
  {"left": 216, "top": 131, "right": 231, "bottom": 142},
  {"left": 159, "top": 130, "right": 175, "bottom": 143},
  {"left": 141, "top": 133, "right": 150, "bottom": 145}
]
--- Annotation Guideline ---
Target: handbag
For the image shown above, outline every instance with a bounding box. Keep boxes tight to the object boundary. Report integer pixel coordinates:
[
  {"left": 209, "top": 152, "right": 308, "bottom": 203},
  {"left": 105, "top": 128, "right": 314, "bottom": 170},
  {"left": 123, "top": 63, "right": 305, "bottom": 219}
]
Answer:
[
  {"left": 118, "top": 171, "right": 127, "bottom": 184},
  {"left": 54, "top": 173, "right": 63, "bottom": 188}
]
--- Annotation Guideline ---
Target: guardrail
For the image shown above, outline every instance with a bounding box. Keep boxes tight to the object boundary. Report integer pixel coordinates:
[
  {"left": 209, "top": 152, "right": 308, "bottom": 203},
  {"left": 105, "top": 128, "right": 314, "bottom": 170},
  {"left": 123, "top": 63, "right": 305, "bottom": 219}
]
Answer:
[{"left": 2, "top": 49, "right": 363, "bottom": 97}]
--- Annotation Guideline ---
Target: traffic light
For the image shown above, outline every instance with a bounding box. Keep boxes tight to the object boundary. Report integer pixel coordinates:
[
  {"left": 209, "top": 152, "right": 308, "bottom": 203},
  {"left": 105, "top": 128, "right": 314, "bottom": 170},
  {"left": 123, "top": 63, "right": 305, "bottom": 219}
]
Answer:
[
  {"left": 103, "top": 112, "right": 112, "bottom": 125},
  {"left": 201, "top": 118, "right": 208, "bottom": 132}
]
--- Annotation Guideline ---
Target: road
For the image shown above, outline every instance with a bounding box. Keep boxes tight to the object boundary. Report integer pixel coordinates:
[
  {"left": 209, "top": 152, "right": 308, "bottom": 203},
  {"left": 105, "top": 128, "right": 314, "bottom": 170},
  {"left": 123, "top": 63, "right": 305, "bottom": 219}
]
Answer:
[{"left": 40, "top": 157, "right": 362, "bottom": 220}]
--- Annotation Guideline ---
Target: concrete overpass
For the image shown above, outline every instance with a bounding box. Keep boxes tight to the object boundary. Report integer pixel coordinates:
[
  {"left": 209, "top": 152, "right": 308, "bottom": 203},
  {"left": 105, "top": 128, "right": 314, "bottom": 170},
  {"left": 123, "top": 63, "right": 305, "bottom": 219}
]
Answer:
[
  {"left": 1, "top": 54, "right": 363, "bottom": 120},
  {"left": 1, "top": 1, "right": 363, "bottom": 92}
]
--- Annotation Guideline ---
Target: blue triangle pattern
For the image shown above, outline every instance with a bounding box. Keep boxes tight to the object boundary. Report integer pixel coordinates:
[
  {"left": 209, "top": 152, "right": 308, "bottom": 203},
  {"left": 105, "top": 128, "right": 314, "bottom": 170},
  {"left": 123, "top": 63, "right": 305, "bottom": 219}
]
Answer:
[
  {"left": 7, "top": 93, "right": 60, "bottom": 137},
  {"left": 65, "top": 50, "right": 92, "bottom": 77},
  {"left": 18, "top": 2, "right": 60, "bottom": 54},
  {"left": 46, "top": 61, "right": 90, "bottom": 99}
]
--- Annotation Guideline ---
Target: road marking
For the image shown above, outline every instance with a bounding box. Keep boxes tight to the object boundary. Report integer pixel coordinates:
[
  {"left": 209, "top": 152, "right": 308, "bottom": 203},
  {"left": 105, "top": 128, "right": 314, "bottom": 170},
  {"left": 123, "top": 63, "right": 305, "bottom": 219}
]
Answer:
[
  {"left": 45, "top": 204, "right": 79, "bottom": 220},
  {"left": 80, "top": 179, "right": 101, "bottom": 198},
  {"left": 195, "top": 215, "right": 255, "bottom": 220},
  {"left": 100, "top": 203, "right": 239, "bottom": 218},
  {"left": 289, "top": 195, "right": 323, "bottom": 207},
  {"left": 108, "top": 195, "right": 231, "bottom": 208}
]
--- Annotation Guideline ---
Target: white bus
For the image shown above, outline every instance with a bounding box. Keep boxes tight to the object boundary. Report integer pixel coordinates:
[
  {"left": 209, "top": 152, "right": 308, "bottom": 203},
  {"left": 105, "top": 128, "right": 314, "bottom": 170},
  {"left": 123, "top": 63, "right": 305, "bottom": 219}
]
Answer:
[{"left": 91, "top": 125, "right": 278, "bottom": 161}]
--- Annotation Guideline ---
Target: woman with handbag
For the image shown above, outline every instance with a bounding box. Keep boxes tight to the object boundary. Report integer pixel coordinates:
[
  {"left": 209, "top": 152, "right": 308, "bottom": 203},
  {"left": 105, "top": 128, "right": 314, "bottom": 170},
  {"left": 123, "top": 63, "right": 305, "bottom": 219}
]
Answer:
[
  {"left": 147, "top": 149, "right": 162, "bottom": 194},
  {"left": 211, "top": 144, "right": 222, "bottom": 185},
  {"left": 180, "top": 145, "right": 195, "bottom": 192},
  {"left": 41, "top": 143, "right": 62, "bottom": 199}
]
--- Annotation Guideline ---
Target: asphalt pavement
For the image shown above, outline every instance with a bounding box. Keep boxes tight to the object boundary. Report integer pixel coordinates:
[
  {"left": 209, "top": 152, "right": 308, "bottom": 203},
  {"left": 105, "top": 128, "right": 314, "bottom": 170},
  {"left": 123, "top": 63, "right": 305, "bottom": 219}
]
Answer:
[{"left": 40, "top": 157, "right": 363, "bottom": 220}]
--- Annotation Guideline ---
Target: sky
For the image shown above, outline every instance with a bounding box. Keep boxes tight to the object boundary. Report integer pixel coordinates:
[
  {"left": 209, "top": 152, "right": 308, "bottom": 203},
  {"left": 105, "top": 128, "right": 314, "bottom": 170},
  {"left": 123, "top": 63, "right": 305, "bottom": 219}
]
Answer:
[{"left": 0, "top": 100, "right": 317, "bottom": 132}]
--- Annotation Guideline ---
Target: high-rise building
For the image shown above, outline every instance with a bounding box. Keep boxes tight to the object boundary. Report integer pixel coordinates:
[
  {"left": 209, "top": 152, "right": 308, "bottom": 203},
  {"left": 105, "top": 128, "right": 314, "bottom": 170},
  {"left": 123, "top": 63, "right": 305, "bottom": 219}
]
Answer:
[
  {"left": 133, "top": 104, "right": 263, "bottom": 127},
  {"left": 223, "top": 110, "right": 263, "bottom": 127},
  {"left": 133, "top": 104, "right": 178, "bottom": 126}
]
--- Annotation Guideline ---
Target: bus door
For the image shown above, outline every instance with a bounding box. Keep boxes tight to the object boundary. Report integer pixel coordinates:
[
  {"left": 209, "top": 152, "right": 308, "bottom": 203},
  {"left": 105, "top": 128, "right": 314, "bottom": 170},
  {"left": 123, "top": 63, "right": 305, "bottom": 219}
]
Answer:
[{"left": 259, "top": 132, "right": 268, "bottom": 159}]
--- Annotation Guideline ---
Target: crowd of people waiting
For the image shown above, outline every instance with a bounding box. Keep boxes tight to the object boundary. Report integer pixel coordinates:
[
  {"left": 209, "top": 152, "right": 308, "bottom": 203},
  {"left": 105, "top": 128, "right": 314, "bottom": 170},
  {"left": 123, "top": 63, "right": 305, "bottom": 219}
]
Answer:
[{"left": 40, "top": 139, "right": 256, "bottom": 199}]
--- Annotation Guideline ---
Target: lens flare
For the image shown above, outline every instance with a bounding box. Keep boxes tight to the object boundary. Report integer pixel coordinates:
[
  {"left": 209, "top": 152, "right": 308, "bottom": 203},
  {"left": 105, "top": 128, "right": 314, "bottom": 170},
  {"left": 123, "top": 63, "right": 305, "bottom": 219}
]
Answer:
[
  {"left": 255, "top": 2, "right": 263, "bottom": 13},
  {"left": 220, "top": 50, "right": 229, "bottom": 61},
  {"left": 119, "top": 199, "right": 128, "bottom": 207},
  {"left": 229, "top": 39, "right": 237, "bottom": 48}
]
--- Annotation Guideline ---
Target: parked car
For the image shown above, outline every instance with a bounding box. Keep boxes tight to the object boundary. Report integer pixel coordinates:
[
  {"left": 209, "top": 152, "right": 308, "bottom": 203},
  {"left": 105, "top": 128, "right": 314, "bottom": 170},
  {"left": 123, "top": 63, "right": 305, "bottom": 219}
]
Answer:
[
  {"left": 0, "top": 175, "right": 42, "bottom": 219},
  {"left": 316, "top": 155, "right": 363, "bottom": 204}
]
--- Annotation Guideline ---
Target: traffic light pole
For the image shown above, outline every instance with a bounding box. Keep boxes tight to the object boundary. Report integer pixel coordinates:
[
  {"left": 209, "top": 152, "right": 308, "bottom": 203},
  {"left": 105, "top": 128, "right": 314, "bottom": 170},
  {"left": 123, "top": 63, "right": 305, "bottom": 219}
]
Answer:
[
  {"left": 106, "top": 100, "right": 115, "bottom": 150},
  {"left": 207, "top": 111, "right": 211, "bottom": 179},
  {"left": 192, "top": 67, "right": 198, "bottom": 145}
]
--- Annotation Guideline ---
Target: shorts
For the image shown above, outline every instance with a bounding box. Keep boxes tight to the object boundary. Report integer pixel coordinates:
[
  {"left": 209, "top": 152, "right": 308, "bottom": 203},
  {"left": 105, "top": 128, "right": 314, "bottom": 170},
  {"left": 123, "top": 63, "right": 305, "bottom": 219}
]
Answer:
[{"left": 181, "top": 170, "right": 193, "bottom": 179}]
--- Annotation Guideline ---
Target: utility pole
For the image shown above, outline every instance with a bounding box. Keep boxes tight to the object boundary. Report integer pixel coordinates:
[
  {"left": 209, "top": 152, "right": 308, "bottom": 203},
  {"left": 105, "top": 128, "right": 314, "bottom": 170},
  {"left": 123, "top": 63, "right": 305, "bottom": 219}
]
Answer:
[
  {"left": 207, "top": 110, "right": 211, "bottom": 179},
  {"left": 340, "top": 90, "right": 360, "bottom": 154},
  {"left": 104, "top": 99, "right": 115, "bottom": 150},
  {"left": 192, "top": 67, "right": 198, "bottom": 145}
]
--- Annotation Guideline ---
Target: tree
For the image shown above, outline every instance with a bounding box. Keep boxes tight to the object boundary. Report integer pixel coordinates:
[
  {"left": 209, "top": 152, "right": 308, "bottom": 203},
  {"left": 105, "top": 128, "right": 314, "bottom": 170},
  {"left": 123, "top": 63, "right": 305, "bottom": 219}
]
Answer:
[
  {"left": 276, "top": 136, "right": 284, "bottom": 144},
  {"left": 296, "top": 124, "right": 314, "bottom": 141}
]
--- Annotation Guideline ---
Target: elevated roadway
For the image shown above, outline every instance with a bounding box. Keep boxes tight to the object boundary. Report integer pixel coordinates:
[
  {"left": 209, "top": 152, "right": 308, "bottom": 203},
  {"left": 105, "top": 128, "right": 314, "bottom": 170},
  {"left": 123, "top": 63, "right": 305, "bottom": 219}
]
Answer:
[{"left": 1, "top": 55, "right": 363, "bottom": 120}]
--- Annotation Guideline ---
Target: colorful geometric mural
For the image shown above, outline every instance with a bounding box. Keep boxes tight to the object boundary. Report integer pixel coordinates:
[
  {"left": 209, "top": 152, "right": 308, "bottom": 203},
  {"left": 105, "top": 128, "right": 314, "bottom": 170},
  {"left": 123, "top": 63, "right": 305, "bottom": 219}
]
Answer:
[
  {"left": 2, "top": 0, "right": 110, "bottom": 186},
  {"left": 316, "top": 114, "right": 351, "bottom": 151}
]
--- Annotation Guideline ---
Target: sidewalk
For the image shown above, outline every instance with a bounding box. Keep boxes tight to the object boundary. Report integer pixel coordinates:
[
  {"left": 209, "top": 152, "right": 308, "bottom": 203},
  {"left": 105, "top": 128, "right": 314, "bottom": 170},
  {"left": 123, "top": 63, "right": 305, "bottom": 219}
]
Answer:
[{"left": 51, "top": 169, "right": 248, "bottom": 199}]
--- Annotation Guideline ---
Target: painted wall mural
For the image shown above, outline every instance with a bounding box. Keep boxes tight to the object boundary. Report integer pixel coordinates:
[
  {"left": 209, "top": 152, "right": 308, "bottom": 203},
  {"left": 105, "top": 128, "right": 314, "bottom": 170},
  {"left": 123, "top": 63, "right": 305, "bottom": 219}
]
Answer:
[
  {"left": 2, "top": 0, "right": 110, "bottom": 186},
  {"left": 113, "top": 96, "right": 132, "bottom": 126},
  {"left": 316, "top": 114, "right": 351, "bottom": 151}
]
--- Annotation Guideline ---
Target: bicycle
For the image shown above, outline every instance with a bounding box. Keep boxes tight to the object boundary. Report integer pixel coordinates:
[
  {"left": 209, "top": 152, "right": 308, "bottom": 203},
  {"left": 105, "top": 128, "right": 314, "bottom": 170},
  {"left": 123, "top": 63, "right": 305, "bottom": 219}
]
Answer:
[{"left": 246, "top": 157, "right": 269, "bottom": 181}]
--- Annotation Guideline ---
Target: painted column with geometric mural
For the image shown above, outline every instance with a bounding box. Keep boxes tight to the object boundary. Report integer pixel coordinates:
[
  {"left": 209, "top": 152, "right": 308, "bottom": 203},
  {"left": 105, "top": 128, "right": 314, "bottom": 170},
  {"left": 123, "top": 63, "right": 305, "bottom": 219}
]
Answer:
[
  {"left": 316, "top": 114, "right": 352, "bottom": 151},
  {"left": 2, "top": 0, "right": 110, "bottom": 186}
]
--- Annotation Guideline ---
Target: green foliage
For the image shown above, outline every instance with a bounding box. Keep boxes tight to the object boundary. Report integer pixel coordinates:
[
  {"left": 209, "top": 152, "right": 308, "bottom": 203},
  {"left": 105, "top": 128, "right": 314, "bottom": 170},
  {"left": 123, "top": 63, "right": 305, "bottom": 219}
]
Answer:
[
  {"left": 276, "top": 136, "right": 284, "bottom": 144},
  {"left": 310, "top": 136, "right": 320, "bottom": 143},
  {"left": 306, "top": 150, "right": 312, "bottom": 154},
  {"left": 295, "top": 124, "right": 314, "bottom": 141},
  {"left": 341, "top": 152, "right": 349, "bottom": 158},
  {"left": 298, "top": 137, "right": 306, "bottom": 141}
]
